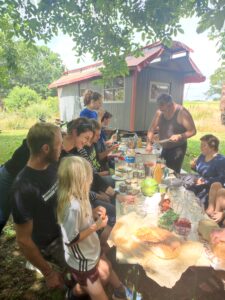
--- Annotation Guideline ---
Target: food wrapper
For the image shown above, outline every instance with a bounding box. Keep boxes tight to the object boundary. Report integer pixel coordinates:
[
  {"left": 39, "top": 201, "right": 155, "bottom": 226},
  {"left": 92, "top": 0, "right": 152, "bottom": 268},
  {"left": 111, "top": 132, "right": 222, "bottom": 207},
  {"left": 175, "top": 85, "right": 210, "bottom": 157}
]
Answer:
[{"left": 108, "top": 212, "right": 205, "bottom": 288}]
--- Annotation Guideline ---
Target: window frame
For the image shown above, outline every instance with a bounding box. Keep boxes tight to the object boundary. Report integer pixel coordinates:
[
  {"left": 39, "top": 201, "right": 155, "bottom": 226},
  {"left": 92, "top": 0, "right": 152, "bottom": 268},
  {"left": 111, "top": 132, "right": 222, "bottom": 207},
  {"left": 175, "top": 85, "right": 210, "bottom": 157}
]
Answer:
[
  {"left": 103, "top": 77, "right": 125, "bottom": 104},
  {"left": 149, "top": 81, "right": 171, "bottom": 102}
]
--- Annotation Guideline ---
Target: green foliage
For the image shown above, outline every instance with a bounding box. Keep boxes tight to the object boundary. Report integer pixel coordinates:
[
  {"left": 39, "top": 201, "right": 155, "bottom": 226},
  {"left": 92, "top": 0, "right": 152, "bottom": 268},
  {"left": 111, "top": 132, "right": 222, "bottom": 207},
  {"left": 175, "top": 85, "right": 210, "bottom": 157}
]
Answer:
[
  {"left": 9, "top": 43, "right": 64, "bottom": 98},
  {"left": 1, "top": 0, "right": 224, "bottom": 79},
  {"left": 23, "top": 97, "right": 58, "bottom": 120},
  {"left": 182, "top": 100, "right": 225, "bottom": 172},
  {"left": 3, "top": 222, "right": 16, "bottom": 240},
  {"left": 0, "top": 1, "right": 224, "bottom": 78},
  {"left": 0, "top": 130, "right": 27, "bottom": 165},
  {"left": 207, "top": 66, "right": 225, "bottom": 98},
  {"left": 0, "top": 41, "right": 64, "bottom": 98},
  {"left": 4, "top": 86, "right": 41, "bottom": 111}
]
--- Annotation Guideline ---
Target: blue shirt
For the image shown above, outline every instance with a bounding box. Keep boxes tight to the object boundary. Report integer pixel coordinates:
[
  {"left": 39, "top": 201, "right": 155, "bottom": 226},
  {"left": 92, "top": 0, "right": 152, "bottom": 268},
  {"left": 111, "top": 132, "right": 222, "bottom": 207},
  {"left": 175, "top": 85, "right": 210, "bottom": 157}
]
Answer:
[
  {"left": 80, "top": 108, "right": 98, "bottom": 120},
  {"left": 196, "top": 153, "right": 225, "bottom": 185}
]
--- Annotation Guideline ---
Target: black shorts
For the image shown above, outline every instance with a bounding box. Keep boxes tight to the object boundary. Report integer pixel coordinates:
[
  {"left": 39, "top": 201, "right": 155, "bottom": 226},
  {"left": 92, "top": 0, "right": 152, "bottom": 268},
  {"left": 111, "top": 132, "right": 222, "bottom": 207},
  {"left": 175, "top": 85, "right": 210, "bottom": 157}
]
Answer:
[
  {"left": 69, "top": 265, "right": 99, "bottom": 287},
  {"left": 161, "top": 142, "right": 187, "bottom": 174}
]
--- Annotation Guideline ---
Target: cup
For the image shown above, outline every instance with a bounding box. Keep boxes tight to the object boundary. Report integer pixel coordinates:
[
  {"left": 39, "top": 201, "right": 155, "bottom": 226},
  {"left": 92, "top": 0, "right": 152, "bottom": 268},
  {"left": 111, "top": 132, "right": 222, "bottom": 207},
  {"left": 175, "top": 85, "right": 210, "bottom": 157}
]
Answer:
[
  {"left": 135, "top": 203, "right": 147, "bottom": 217},
  {"left": 158, "top": 183, "right": 167, "bottom": 194},
  {"left": 119, "top": 183, "right": 127, "bottom": 194}
]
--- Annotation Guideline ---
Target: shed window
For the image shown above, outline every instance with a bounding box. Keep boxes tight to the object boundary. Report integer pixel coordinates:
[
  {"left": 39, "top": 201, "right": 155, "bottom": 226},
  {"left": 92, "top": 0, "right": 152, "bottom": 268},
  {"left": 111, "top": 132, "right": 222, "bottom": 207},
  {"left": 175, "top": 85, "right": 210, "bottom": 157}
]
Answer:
[
  {"left": 149, "top": 81, "right": 171, "bottom": 102},
  {"left": 104, "top": 77, "right": 125, "bottom": 103}
]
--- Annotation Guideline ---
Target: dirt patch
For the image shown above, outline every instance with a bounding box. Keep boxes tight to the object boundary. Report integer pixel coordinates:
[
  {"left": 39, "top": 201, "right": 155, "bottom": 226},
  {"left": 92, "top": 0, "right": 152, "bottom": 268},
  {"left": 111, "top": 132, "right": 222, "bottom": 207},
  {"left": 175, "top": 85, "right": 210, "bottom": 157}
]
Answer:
[{"left": 1, "top": 223, "right": 225, "bottom": 300}]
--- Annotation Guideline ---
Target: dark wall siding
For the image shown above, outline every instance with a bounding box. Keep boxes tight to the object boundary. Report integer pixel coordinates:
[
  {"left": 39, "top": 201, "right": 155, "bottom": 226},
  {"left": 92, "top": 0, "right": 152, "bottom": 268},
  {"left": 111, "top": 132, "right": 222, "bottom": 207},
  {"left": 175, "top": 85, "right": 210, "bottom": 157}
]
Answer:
[
  {"left": 103, "top": 74, "right": 133, "bottom": 131},
  {"left": 59, "top": 69, "right": 184, "bottom": 131},
  {"left": 135, "top": 67, "right": 184, "bottom": 131}
]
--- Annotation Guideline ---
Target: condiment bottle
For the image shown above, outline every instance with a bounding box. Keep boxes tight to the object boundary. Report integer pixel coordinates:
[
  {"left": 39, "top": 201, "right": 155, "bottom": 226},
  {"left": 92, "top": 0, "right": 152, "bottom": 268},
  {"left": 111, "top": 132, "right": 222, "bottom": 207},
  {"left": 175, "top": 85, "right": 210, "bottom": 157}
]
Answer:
[
  {"left": 137, "top": 137, "right": 142, "bottom": 148},
  {"left": 153, "top": 160, "right": 163, "bottom": 184}
]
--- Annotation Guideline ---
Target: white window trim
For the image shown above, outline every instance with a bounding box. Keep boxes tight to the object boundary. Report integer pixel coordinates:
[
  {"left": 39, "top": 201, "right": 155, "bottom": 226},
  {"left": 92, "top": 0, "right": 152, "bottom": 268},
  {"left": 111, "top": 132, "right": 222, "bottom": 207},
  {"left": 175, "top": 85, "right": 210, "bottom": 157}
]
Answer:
[
  {"left": 149, "top": 81, "right": 171, "bottom": 102},
  {"left": 103, "top": 78, "right": 125, "bottom": 103}
]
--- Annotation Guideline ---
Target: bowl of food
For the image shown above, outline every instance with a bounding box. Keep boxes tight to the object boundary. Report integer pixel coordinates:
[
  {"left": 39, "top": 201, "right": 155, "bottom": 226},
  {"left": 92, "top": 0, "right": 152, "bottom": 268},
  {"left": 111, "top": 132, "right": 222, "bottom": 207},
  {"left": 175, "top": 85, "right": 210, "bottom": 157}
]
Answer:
[{"left": 174, "top": 218, "right": 191, "bottom": 238}]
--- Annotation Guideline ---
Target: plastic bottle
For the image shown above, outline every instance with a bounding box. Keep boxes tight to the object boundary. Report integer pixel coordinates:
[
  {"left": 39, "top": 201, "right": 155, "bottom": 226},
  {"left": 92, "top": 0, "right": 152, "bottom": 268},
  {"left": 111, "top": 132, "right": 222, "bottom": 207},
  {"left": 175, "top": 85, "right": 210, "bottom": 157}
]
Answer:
[
  {"left": 153, "top": 160, "right": 163, "bottom": 184},
  {"left": 115, "top": 129, "right": 119, "bottom": 141}
]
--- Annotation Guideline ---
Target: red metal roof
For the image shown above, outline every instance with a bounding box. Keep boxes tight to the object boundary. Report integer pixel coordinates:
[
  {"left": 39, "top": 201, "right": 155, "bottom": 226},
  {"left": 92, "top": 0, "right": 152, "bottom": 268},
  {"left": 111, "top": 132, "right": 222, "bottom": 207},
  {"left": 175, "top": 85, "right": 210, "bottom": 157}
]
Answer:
[{"left": 49, "top": 41, "right": 205, "bottom": 89}]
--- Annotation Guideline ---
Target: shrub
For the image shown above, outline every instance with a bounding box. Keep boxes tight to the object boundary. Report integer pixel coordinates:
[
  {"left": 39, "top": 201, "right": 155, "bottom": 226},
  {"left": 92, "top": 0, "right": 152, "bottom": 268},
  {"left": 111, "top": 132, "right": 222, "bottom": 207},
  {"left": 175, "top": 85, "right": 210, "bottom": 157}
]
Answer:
[
  {"left": 4, "top": 86, "right": 41, "bottom": 112},
  {"left": 43, "top": 96, "right": 59, "bottom": 114},
  {"left": 23, "top": 98, "right": 59, "bottom": 120}
]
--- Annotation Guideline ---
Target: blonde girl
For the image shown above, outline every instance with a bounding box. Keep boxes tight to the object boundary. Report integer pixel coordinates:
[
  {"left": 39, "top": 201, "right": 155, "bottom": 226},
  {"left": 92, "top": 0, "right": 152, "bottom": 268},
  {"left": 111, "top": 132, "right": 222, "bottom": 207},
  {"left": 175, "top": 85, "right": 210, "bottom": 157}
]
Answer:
[{"left": 57, "top": 156, "right": 127, "bottom": 300}]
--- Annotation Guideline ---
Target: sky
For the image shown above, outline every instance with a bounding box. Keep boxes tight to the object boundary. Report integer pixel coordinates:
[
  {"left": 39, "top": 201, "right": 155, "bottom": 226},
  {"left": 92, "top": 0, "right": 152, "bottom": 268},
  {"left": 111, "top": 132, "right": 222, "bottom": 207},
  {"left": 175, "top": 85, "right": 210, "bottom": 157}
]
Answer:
[{"left": 47, "top": 17, "right": 221, "bottom": 101}]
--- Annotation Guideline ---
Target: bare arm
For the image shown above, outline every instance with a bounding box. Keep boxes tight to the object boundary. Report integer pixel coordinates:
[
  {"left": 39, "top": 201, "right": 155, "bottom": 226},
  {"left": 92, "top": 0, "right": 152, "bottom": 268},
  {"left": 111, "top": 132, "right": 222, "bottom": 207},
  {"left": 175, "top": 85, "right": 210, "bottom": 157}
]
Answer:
[
  {"left": 169, "top": 108, "right": 196, "bottom": 142},
  {"left": 98, "top": 144, "right": 119, "bottom": 160},
  {"left": 68, "top": 207, "right": 108, "bottom": 246},
  {"left": 15, "top": 221, "right": 63, "bottom": 288},
  {"left": 146, "top": 110, "right": 161, "bottom": 151},
  {"left": 178, "top": 108, "right": 196, "bottom": 139}
]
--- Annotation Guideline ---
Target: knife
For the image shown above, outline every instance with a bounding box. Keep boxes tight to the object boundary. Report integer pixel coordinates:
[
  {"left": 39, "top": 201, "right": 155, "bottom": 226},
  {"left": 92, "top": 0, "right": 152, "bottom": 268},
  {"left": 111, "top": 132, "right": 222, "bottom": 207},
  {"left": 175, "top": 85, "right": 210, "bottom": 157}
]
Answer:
[{"left": 158, "top": 139, "right": 171, "bottom": 144}]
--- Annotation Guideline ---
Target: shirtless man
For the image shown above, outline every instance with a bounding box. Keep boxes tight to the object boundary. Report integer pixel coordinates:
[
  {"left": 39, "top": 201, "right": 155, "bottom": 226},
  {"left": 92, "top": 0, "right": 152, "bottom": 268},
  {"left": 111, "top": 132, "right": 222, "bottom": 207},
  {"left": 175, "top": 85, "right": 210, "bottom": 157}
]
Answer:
[{"left": 146, "top": 93, "right": 196, "bottom": 173}]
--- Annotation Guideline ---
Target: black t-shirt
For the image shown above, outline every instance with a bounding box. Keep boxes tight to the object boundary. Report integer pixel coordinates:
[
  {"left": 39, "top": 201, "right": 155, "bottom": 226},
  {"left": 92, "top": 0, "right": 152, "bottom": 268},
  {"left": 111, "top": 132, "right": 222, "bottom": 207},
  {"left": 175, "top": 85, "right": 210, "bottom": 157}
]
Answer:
[
  {"left": 4, "top": 139, "right": 30, "bottom": 178},
  {"left": 60, "top": 147, "right": 80, "bottom": 159},
  {"left": 11, "top": 163, "right": 60, "bottom": 248},
  {"left": 60, "top": 147, "right": 108, "bottom": 192}
]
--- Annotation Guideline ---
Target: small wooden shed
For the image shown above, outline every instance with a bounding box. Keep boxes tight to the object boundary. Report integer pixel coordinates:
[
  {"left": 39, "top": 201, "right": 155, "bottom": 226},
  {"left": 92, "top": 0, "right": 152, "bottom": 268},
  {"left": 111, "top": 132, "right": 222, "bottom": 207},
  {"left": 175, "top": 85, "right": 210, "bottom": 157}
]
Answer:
[{"left": 49, "top": 41, "right": 205, "bottom": 131}]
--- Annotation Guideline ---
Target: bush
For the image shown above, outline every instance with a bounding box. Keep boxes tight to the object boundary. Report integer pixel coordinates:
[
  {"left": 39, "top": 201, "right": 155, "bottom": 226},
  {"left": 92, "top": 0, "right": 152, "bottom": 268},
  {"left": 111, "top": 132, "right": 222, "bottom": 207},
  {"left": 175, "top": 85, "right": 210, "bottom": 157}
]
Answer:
[
  {"left": 43, "top": 96, "right": 59, "bottom": 114},
  {"left": 23, "top": 97, "right": 59, "bottom": 120},
  {"left": 4, "top": 86, "right": 41, "bottom": 111}
]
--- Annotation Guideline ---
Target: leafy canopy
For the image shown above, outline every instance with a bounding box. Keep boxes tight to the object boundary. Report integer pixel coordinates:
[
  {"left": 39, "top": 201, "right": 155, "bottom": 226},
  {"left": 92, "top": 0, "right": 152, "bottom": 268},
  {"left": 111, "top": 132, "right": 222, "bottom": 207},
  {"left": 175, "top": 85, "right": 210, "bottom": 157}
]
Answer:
[
  {"left": 207, "top": 67, "right": 225, "bottom": 98},
  {"left": 0, "top": 1, "right": 225, "bottom": 79},
  {"left": 9, "top": 43, "right": 64, "bottom": 98}
]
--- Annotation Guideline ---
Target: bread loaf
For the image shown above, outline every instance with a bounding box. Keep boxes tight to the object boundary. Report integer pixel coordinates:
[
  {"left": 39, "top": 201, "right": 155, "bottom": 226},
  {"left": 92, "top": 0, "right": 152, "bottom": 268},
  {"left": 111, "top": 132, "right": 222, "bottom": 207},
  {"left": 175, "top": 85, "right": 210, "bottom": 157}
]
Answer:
[
  {"left": 198, "top": 219, "right": 219, "bottom": 241},
  {"left": 150, "top": 236, "right": 181, "bottom": 259},
  {"left": 135, "top": 226, "right": 170, "bottom": 243},
  {"left": 211, "top": 241, "right": 225, "bottom": 260},
  {"left": 135, "top": 226, "right": 181, "bottom": 259}
]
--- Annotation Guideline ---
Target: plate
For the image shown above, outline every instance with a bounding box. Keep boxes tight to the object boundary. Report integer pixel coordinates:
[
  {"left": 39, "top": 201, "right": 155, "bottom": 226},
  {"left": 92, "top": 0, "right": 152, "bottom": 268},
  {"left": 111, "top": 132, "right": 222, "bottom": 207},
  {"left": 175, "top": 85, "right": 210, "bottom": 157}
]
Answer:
[{"left": 112, "top": 175, "right": 126, "bottom": 181}]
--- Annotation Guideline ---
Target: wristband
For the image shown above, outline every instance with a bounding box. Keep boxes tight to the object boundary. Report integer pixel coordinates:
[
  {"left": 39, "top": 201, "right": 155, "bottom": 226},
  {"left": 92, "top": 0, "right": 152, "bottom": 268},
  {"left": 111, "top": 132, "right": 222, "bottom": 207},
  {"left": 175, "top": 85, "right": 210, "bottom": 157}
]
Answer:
[{"left": 43, "top": 268, "right": 54, "bottom": 278}]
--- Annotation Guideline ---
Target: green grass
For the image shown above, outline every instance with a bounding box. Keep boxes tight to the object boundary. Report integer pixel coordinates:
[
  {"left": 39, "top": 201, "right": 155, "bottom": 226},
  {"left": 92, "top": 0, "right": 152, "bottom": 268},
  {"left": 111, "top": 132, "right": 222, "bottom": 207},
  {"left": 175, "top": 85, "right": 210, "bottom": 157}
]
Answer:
[
  {"left": 0, "top": 100, "right": 225, "bottom": 170},
  {"left": 0, "top": 130, "right": 27, "bottom": 165},
  {"left": 182, "top": 100, "right": 225, "bottom": 172}
]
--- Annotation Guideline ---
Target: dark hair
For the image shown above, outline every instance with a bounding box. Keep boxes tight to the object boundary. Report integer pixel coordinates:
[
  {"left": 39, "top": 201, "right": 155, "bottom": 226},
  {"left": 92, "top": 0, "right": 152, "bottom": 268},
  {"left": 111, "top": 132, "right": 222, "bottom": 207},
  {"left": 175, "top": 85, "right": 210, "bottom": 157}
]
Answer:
[
  {"left": 83, "top": 89, "right": 102, "bottom": 106},
  {"left": 157, "top": 93, "right": 172, "bottom": 104},
  {"left": 200, "top": 134, "right": 219, "bottom": 151},
  {"left": 27, "top": 122, "right": 60, "bottom": 155},
  {"left": 67, "top": 117, "right": 93, "bottom": 136},
  {"left": 90, "top": 119, "right": 101, "bottom": 131},
  {"left": 101, "top": 111, "right": 112, "bottom": 122}
]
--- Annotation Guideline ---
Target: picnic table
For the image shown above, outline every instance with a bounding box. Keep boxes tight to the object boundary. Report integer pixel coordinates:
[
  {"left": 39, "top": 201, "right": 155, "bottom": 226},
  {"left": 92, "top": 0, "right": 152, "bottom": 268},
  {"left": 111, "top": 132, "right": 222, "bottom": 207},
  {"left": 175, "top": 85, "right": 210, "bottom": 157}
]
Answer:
[{"left": 108, "top": 152, "right": 224, "bottom": 288}]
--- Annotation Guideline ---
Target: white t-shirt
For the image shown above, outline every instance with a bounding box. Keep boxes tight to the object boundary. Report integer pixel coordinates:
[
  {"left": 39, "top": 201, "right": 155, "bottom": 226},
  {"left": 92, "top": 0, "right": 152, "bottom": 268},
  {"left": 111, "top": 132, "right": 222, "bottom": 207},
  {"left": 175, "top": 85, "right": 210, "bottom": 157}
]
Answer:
[{"left": 60, "top": 198, "right": 101, "bottom": 271}]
